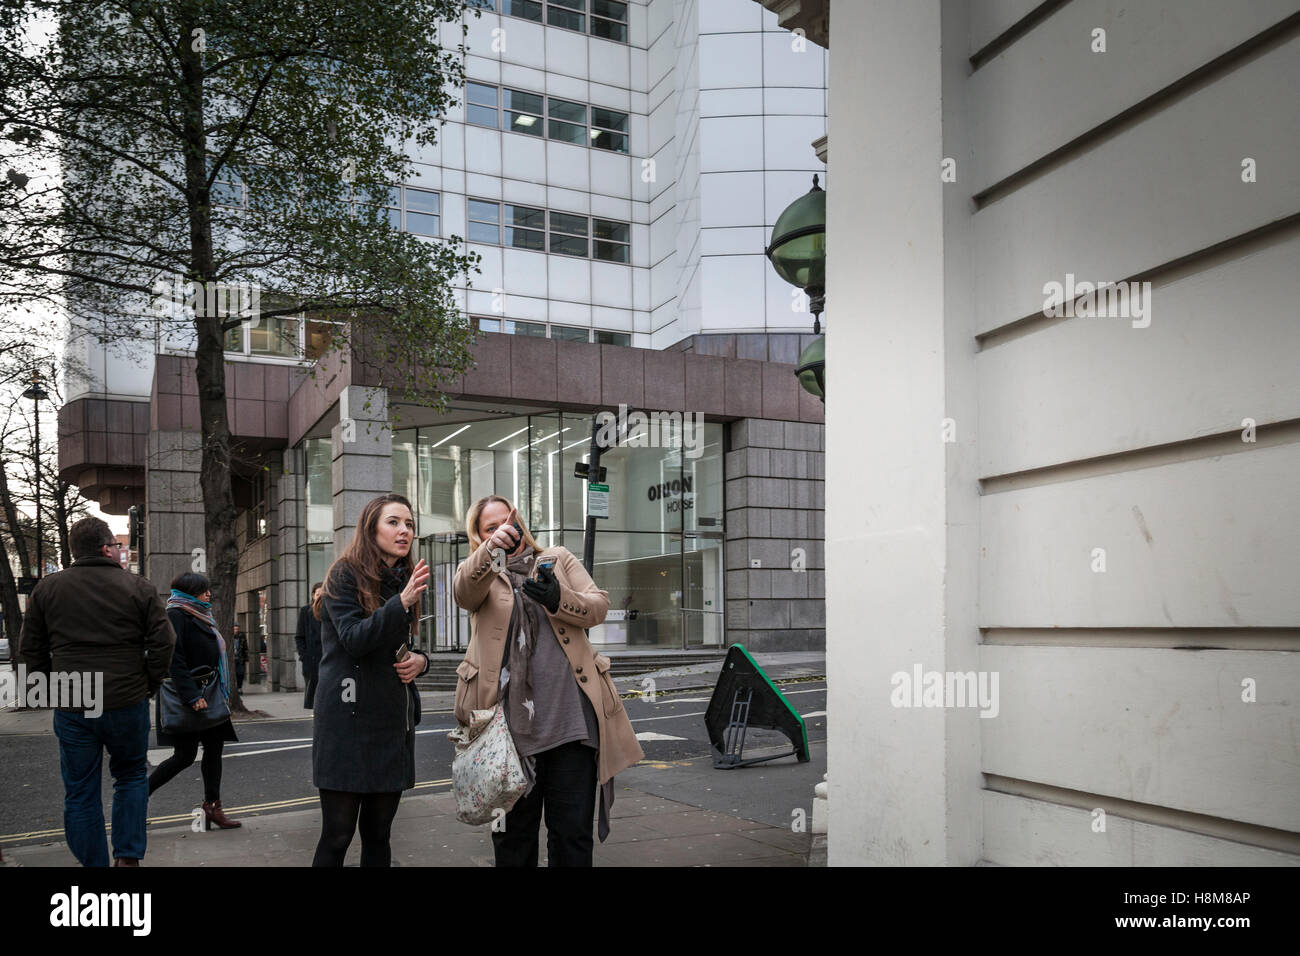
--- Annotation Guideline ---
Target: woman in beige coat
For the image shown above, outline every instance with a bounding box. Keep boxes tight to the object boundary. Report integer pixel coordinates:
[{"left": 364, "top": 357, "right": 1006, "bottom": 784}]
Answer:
[{"left": 452, "top": 494, "right": 643, "bottom": 866}]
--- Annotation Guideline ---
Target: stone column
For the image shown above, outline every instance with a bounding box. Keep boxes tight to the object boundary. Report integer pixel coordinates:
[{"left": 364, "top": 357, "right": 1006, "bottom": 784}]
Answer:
[
  {"left": 144, "top": 429, "right": 205, "bottom": 599},
  {"left": 724, "top": 418, "right": 825, "bottom": 651},
  {"left": 332, "top": 386, "right": 393, "bottom": 555},
  {"left": 823, "top": 0, "right": 981, "bottom": 865},
  {"left": 271, "top": 447, "right": 305, "bottom": 691}
]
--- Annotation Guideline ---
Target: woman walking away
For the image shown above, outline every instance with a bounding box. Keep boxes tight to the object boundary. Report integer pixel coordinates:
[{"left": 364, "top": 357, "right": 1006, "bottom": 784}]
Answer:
[
  {"left": 311, "top": 493, "right": 431, "bottom": 867},
  {"left": 148, "top": 572, "right": 241, "bottom": 830},
  {"left": 452, "top": 494, "right": 643, "bottom": 867}
]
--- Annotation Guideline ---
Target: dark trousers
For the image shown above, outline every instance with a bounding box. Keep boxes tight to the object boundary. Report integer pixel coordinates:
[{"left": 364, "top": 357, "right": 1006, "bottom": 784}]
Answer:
[
  {"left": 235, "top": 662, "right": 245, "bottom": 691},
  {"left": 312, "top": 790, "right": 402, "bottom": 867},
  {"left": 493, "top": 741, "right": 597, "bottom": 867},
  {"left": 52, "top": 701, "right": 150, "bottom": 866},
  {"left": 148, "top": 724, "right": 228, "bottom": 804}
]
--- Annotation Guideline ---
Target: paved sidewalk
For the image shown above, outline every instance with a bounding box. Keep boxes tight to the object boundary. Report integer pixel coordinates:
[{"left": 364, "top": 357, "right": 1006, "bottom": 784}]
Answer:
[
  {"left": 0, "top": 652, "right": 825, "bottom": 866},
  {"left": 0, "top": 759, "right": 812, "bottom": 867}
]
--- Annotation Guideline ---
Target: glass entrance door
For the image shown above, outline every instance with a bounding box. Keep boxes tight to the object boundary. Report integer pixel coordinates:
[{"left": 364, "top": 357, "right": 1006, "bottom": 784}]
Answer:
[{"left": 421, "top": 532, "right": 469, "bottom": 652}]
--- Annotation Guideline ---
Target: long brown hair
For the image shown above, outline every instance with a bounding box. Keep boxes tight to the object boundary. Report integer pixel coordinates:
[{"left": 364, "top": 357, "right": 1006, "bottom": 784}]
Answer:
[
  {"left": 465, "top": 494, "right": 541, "bottom": 554},
  {"left": 316, "top": 493, "right": 418, "bottom": 635}
]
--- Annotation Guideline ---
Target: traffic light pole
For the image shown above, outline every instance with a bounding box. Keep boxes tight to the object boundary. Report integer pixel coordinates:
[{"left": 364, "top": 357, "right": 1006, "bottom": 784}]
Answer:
[{"left": 581, "top": 414, "right": 605, "bottom": 575}]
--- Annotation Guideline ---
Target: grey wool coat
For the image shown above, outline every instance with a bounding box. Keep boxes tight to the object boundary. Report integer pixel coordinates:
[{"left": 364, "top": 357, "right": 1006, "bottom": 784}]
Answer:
[{"left": 311, "top": 564, "right": 426, "bottom": 793}]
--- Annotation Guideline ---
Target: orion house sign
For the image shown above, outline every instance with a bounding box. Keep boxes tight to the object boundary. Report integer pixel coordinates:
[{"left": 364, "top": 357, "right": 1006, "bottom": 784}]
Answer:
[{"left": 648, "top": 476, "right": 694, "bottom": 514}]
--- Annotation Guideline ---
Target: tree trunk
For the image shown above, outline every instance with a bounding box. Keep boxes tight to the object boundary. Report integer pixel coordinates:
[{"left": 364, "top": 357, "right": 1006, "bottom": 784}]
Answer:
[
  {"left": 179, "top": 19, "right": 246, "bottom": 715},
  {"left": 0, "top": 457, "right": 33, "bottom": 580},
  {"left": 0, "top": 534, "right": 22, "bottom": 668},
  {"left": 53, "top": 480, "right": 73, "bottom": 570}
]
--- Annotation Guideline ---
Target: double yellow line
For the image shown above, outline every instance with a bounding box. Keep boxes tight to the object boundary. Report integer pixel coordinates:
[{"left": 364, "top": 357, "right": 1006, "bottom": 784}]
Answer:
[{"left": 0, "top": 778, "right": 453, "bottom": 846}]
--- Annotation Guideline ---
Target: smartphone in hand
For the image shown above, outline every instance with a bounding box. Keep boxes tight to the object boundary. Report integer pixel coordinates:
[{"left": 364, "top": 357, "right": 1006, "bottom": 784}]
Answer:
[{"left": 395, "top": 643, "right": 411, "bottom": 662}]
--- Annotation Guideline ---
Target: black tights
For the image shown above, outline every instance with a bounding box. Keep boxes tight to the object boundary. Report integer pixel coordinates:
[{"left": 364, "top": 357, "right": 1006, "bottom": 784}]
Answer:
[
  {"left": 312, "top": 789, "right": 403, "bottom": 867},
  {"left": 148, "top": 727, "right": 226, "bottom": 804}
]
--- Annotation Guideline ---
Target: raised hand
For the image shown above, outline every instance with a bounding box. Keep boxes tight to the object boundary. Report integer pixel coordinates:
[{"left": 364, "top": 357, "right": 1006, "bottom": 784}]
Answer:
[{"left": 401, "top": 559, "right": 431, "bottom": 611}]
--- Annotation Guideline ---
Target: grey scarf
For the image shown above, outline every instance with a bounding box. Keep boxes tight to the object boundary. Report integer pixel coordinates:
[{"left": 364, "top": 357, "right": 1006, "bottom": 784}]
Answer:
[{"left": 501, "top": 545, "right": 543, "bottom": 735}]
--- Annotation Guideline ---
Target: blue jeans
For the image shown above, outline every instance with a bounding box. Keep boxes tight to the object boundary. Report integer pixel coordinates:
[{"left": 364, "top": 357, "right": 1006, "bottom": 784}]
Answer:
[{"left": 52, "top": 700, "right": 151, "bottom": 866}]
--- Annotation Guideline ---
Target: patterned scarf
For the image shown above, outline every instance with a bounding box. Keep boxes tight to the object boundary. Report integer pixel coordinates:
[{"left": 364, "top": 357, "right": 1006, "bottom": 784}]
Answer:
[
  {"left": 167, "top": 589, "right": 230, "bottom": 700},
  {"left": 501, "top": 545, "right": 545, "bottom": 735}
]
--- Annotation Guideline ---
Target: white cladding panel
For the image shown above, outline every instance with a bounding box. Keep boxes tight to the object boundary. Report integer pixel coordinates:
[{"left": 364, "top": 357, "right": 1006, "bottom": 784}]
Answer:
[
  {"left": 980, "top": 444, "right": 1300, "bottom": 627},
  {"left": 969, "top": 0, "right": 1300, "bottom": 190},
  {"left": 972, "top": 37, "right": 1300, "bottom": 336},
  {"left": 980, "top": 645, "right": 1300, "bottom": 833},
  {"left": 984, "top": 791, "right": 1300, "bottom": 866},
  {"left": 977, "top": 232, "right": 1300, "bottom": 476}
]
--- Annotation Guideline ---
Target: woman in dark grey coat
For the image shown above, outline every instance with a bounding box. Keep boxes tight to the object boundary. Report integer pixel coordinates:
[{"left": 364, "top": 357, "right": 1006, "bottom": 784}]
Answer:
[
  {"left": 311, "top": 493, "right": 431, "bottom": 867},
  {"left": 149, "top": 572, "right": 241, "bottom": 831}
]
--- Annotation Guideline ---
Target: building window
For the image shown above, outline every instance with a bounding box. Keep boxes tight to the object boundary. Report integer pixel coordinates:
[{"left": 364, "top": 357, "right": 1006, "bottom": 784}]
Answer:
[
  {"left": 464, "top": 82, "right": 629, "bottom": 153},
  {"left": 589, "top": 0, "right": 627, "bottom": 42},
  {"left": 468, "top": 198, "right": 501, "bottom": 244},
  {"left": 505, "top": 203, "right": 546, "bottom": 250},
  {"left": 547, "top": 0, "right": 584, "bottom": 31},
  {"left": 549, "top": 211, "right": 588, "bottom": 257},
  {"left": 503, "top": 88, "right": 544, "bottom": 136},
  {"left": 305, "top": 319, "right": 341, "bottom": 361},
  {"left": 473, "top": 316, "right": 628, "bottom": 344},
  {"left": 224, "top": 314, "right": 300, "bottom": 358},
  {"left": 547, "top": 98, "right": 587, "bottom": 146},
  {"left": 590, "top": 106, "right": 629, "bottom": 153},
  {"left": 550, "top": 324, "right": 590, "bottom": 342},
  {"left": 592, "top": 218, "right": 630, "bottom": 262},
  {"left": 467, "top": 199, "right": 628, "bottom": 263},
  {"left": 466, "top": 81, "right": 499, "bottom": 128},
  {"left": 500, "top": 0, "right": 542, "bottom": 22},
  {"left": 402, "top": 186, "right": 441, "bottom": 236},
  {"left": 246, "top": 474, "right": 268, "bottom": 540},
  {"left": 473, "top": 0, "right": 626, "bottom": 42},
  {"left": 212, "top": 171, "right": 245, "bottom": 208}
]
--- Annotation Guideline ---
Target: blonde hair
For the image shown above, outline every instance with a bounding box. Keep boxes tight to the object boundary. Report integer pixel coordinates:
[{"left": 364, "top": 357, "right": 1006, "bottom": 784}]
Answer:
[{"left": 465, "top": 495, "right": 541, "bottom": 554}]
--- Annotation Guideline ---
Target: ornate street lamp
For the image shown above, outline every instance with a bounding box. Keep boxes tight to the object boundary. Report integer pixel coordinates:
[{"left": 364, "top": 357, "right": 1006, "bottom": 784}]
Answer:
[
  {"left": 766, "top": 174, "right": 827, "bottom": 400},
  {"left": 794, "top": 336, "right": 824, "bottom": 401},
  {"left": 22, "top": 371, "right": 50, "bottom": 578}
]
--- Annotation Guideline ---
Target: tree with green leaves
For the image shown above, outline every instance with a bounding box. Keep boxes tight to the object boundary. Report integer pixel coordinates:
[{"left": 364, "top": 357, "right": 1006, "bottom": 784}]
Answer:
[{"left": 1, "top": 0, "right": 481, "bottom": 710}]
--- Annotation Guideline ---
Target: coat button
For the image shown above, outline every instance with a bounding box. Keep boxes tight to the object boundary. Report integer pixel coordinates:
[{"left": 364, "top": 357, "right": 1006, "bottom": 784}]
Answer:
[
  {"left": 579, "top": 675, "right": 588, "bottom": 683},
  {"left": 557, "top": 627, "right": 565, "bottom": 634},
  {"left": 562, "top": 637, "right": 570, "bottom": 644},
  {"left": 575, "top": 666, "right": 583, "bottom": 674}
]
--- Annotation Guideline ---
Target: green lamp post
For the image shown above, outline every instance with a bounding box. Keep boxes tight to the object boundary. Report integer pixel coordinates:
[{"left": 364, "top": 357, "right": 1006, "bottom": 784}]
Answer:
[{"left": 766, "top": 174, "right": 826, "bottom": 400}]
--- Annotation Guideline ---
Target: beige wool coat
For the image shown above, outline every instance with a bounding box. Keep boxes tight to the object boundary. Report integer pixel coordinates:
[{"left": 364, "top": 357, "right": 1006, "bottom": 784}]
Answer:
[{"left": 451, "top": 542, "right": 644, "bottom": 786}]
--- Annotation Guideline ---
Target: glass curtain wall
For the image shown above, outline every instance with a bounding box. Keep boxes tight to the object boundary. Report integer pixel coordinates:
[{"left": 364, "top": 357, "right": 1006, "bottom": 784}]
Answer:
[
  {"left": 299, "top": 438, "right": 335, "bottom": 624},
  {"left": 391, "top": 412, "right": 723, "bottom": 650}
]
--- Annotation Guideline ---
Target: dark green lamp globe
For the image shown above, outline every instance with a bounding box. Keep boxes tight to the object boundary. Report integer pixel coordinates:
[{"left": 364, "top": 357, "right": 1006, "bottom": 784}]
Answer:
[
  {"left": 766, "top": 175, "right": 826, "bottom": 297},
  {"left": 795, "top": 336, "right": 825, "bottom": 401}
]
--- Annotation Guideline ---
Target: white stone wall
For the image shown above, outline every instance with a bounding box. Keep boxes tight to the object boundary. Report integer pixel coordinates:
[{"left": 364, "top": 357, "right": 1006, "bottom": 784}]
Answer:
[{"left": 824, "top": 0, "right": 1300, "bottom": 866}]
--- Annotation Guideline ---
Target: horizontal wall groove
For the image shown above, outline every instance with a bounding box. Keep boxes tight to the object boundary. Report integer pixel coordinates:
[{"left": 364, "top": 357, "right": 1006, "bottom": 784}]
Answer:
[
  {"left": 982, "top": 628, "right": 1300, "bottom": 651},
  {"left": 969, "top": 0, "right": 1075, "bottom": 72},
  {"left": 978, "top": 418, "right": 1300, "bottom": 494},
  {"left": 976, "top": 212, "right": 1300, "bottom": 349},
  {"left": 985, "top": 774, "right": 1300, "bottom": 856},
  {"left": 972, "top": 10, "right": 1300, "bottom": 208}
]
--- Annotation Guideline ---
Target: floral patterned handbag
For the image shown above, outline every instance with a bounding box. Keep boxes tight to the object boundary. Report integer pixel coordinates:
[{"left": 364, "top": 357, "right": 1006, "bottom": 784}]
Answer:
[{"left": 448, "top": 704, "right": 528, "bottom": 825}]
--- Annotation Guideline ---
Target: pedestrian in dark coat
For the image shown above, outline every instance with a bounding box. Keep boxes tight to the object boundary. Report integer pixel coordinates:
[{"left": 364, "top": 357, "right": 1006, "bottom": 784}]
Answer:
[
  {"left": 295, "top": 582, "right": 324, "bottom": 708},
  {"left": 19, "top": 516, "right": 174, "bottom": 867},
  {"left": 148, "top": 572, "right": 242, "bottom": 831},
  {"left": 311, "top": 493, "right": 431, "bottom": 867},
  {"left": 232, "top": 624, "right": 247, "bottom": 691}
]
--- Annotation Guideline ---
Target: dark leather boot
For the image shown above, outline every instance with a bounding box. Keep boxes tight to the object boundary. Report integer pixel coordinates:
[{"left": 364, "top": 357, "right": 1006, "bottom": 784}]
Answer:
[
  {"left": 203, "top": 800, "right": 242, "bottom": 830},
  {"left": 113, "top": 857, "right": 139, "bottom": 866}
]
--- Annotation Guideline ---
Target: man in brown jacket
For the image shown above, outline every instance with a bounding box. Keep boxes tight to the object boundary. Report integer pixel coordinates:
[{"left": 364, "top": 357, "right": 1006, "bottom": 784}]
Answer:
[{"left": 19, "top": 516, "right": 174, "bottom": 866}]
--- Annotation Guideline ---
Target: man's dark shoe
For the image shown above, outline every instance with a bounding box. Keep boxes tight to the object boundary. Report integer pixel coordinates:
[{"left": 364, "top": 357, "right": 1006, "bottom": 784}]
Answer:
[{"left": 113, "top": 857, "right": 139, "bottom": 867}]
